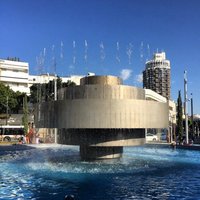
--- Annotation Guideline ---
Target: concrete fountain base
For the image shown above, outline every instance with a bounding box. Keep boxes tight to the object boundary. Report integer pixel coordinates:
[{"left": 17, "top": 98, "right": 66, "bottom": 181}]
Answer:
[
  {"left": 80, "top": 146, "right": 123, "bottom": 160},
  {"left": 35, "top": 75, "right": 168, "bottom": 161}
]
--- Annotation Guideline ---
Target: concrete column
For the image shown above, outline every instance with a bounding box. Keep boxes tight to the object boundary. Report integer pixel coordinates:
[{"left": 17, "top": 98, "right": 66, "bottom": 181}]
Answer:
[{"left": 80, "top": 146, "right": 123, "bottom": 160}]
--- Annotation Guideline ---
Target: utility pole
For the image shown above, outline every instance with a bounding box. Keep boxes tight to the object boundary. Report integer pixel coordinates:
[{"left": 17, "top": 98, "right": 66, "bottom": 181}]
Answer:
[
  {"left": 53, "top": 49, "right": 57, "bottom": 143},
  {"left": 6, "top": 96, "right": 8, "bottom": 125},
  {"left": 171, "top": 115, "right": 173, "bottom": 142},
  {"left": 184, "top": 70, "right": 189, "bottom": 144},
  {"left": 191, "top": 93, "right": 194, "bottom": 138},
  {"left": 54, "top": 75, "right": 57, "bottom": 101},
  {"left": 54, "top": 75, "right": 57, "bottom": 143}
]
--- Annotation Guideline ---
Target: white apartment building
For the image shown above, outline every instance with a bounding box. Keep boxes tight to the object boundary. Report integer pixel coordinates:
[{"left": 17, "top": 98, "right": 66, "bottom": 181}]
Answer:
[
  {"left": 0, "top": 58, "right": 85, "bottom": 95},
  {"left": 143, "top": 52, "right": 171, "bottom": 99},
  {"left": 0, "top": 58, "right": 30, "bottom": 94},
  {"left": 28, "top": 74, "right": 57, "bottom": 87},
  {"left": 28, "top": 74, "right": 84, "bottom": 86},
  {"left": 145, "top": 88, "right": 176, "bottom": 123}
]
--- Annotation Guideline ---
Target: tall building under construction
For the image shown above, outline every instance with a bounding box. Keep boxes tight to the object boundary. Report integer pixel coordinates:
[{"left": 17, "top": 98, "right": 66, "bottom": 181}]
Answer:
[{"left": 143, "top": 52, "right": 170, "bottom": 99}]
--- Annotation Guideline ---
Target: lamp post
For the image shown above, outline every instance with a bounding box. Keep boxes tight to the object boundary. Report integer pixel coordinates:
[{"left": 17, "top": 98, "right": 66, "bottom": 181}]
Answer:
[
  {"left": 6, "top": 96, "right": 8, "bottom": 125},
  {"left": 171, "top": 116, "right": 174, "bottom": 143},
  {"left": 169, "top": 113, "right": 174, "bottom": 143},
  {"left": 54, "top": 74, "right": 57, "bottom": 144},
  {"left": 191, "top": 93, "right": 194, "bottom": 138},
  {"left": 184, "top": 70, "right": 189, "bottom": 144},
  {"left": 52, "top": 49, "right": 57, "bottom": 144}
]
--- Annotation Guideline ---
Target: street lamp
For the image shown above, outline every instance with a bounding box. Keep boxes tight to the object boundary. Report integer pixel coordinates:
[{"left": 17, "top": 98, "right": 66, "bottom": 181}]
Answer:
[
  {"left": 184, "top": 70, "right": 189, "bottom": 144},
  {"left": 54, "top": 74, "right": 58, "bottom": 144},
  {"left": 6, "top": 96, "right": 8, "bottom": 125},
  {"left": 169, "top": 113, "right": 174, "bottom": 143},
  {"left": 171, "top": 116, "right": 173, "bottom": 143},
  {"left": 190, "top": 93, "right": 194, "bottom": 138}
]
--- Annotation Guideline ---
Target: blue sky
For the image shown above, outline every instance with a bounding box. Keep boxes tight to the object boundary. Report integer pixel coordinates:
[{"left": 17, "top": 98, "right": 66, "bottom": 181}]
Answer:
[{"left": 1, "top": 0, "right": 200, "bottom": 113}]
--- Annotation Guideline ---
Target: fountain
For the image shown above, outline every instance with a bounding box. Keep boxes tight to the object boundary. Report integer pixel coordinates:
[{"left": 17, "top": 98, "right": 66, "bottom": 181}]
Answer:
[{"left": 35, "top": 75, "right": 168, "bottom": 160}]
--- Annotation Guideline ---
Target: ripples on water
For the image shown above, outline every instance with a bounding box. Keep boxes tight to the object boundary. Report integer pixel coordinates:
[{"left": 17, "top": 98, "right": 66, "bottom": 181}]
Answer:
[{"left": 0, "top": 144, "right": 200, "bottom": 199}]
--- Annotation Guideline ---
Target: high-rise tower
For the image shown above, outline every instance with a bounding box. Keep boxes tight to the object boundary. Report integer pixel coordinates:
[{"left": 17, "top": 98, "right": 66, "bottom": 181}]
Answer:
[{"left": 143, "top": 52, "right": 170, "bottom": 99}]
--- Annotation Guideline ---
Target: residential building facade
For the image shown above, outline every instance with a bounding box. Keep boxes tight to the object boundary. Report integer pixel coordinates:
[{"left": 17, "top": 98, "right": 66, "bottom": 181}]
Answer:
[
  {"left": 0, "top": 58, "right": 30, "bottom": 94},
  {"left": 0, "top": 58, "right": 84, "bottom": 95},
  {"left": 28, "top": 74, "right": 84, "bottom": 87}
]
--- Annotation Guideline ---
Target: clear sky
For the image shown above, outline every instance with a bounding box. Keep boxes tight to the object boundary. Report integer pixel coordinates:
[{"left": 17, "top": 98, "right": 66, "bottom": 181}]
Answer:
[{"left": 1, "top": 0, "right": 200, "bottom": 113}]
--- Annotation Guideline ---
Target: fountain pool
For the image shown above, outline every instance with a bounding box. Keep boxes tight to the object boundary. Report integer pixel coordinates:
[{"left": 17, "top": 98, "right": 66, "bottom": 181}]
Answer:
[{"left": 0, "top": 144, "right": 200, "bottom": 200}]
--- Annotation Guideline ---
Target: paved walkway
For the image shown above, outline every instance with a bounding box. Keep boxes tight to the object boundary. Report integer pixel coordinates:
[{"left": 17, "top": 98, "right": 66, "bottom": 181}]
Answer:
[
  {"left": 1, "top": 142, "right": 200, "bottom": 152},
  {"left": 146, "top": 142, "right": 200, "bottom": 150}
]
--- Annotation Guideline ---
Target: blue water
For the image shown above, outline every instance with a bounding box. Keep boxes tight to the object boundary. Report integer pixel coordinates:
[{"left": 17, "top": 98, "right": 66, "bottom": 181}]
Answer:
[{"left": 0, "top": 144, "right": 200, "bottom": 200}]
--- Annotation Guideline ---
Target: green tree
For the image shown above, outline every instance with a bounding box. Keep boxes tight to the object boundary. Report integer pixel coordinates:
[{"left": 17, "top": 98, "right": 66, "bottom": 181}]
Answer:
[
  {"left": 30, "top": 83, "right": 39, "bottom": 104},
  {"left": 29, "top": 78, "right": 76, "bottom": 103},
  {"left": 12, "top": 91, "right": 26, "bottom": 113},
  {"left": 62, "top": 80, "right": 76, "bottom": 87},
  {"left": 0, "top": 82, "right": 20, "bottom": 114},
  {"left": 176, "top": 90, "right": 183, "bottom": 143}
]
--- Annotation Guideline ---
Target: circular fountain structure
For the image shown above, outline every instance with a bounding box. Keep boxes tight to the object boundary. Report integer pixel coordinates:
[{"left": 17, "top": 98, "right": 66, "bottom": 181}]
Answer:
[{"left": 35, "top": 75, "right": 168, "bottom": 160}]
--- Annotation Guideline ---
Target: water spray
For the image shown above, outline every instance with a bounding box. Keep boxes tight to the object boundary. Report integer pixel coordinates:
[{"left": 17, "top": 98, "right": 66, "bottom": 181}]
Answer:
[
  {"left": 72, "top": 41, "right": 76, "bottom": 65},
  {"left": 147, "top": 44, "right": 150, "bottom": 60},
  {"left": 140, "top": 41, "right": 144, "bottom": 63},
  {"left": 126, "top": 43, "right": 133, "bottom": 65},
  {"left": 100, "top": 42, "right": 105, "bottom": 62},
  {"left": 84, "top": 40, "right": 88, "bottom": 63},
  {"left": 116, "top": 41, "right": 120, "bottom": 63},
  {"left": 60, "top": 41, "right": 64, "bottom": 59}
]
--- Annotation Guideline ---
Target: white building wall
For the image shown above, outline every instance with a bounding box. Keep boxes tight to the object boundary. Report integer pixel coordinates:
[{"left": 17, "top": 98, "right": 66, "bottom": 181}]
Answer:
[
  {"left": 146, "top": 52, "right": 170, "bottom": 69},
  {"left": 28, "top": 74, "right": 56, "bottom": 87},
  {"left": 61, "top": 75, "right": 83, "bottom": 85},
  {"left": 145, "top": 89, "right": 167, "bottom": 103},
  {"left": 0, "top": 59, "right": 30, "bottom": 94},
  {"left": 29, "top": 74, "right": 84, "bottom": 86}
]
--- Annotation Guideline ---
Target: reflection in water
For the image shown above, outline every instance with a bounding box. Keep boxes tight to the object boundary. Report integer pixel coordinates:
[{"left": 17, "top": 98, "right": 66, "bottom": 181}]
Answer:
[{"left": 0, "top": 144, "right": 200, "bottom": 199}]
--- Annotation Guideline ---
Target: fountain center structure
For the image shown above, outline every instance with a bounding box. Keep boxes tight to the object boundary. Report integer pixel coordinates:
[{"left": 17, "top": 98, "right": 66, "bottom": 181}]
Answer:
[{"left": 35, "top": 75, "right": 168, "bottom": 160}]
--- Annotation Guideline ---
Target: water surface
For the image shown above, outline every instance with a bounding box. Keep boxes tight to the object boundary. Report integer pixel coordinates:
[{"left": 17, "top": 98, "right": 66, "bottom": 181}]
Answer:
[{"left": 0, "top": 144, "right": 200, "bottom": 200}]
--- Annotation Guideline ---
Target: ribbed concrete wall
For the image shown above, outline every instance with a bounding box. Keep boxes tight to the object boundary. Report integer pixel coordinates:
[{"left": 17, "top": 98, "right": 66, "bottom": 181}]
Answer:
[
  {"left": 80, "top": 75, "right": 122, "bottom": 85},
  {"left": 57, "top": 85, "right": 145, "bottom": 100},
  {"left": 35, "top": 99, "right": 168, "bottom": 129}
]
